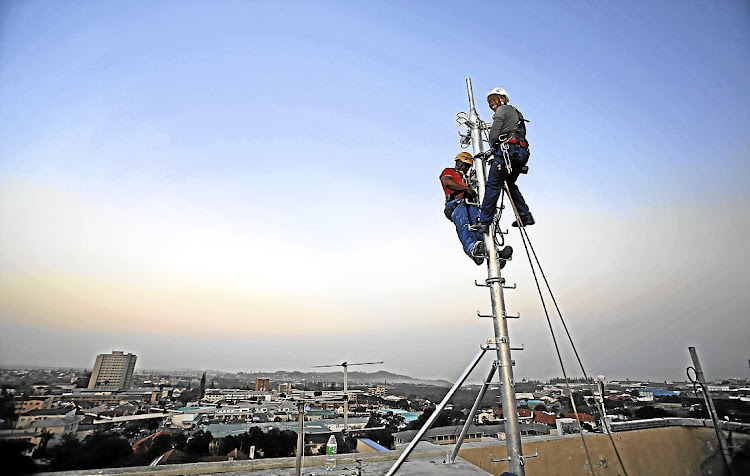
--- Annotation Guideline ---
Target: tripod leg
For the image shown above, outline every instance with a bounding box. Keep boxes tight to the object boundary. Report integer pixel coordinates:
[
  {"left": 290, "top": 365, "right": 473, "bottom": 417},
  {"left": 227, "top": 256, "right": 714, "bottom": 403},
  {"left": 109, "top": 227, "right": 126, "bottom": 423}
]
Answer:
[
  {"left": 449, "top": 362, "right": 497, "bottom": 463},
  {"left": 385, "top": 348, "right": 487, "bottom": 476}
]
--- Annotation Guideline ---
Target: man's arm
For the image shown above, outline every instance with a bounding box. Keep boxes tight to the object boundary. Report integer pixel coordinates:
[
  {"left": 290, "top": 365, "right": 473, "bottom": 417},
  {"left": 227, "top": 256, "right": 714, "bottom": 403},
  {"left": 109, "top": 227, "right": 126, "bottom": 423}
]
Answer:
[
  {"left": 488, "top": 107, "right": 509, "bottom": 146},
  {"left": 441, "top": 174, "right": 476, "bottom": 198}
]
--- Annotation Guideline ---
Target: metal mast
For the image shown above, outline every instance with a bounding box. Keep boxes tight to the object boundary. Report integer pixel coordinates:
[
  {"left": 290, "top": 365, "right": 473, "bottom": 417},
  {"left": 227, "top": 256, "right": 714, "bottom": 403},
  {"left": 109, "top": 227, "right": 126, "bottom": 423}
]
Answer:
[
  {"left": 386, "top": 79, "right": 527, "bottom": 476},
  {"left": 466, "top": 77, "right": 525, "bottom": 475}
]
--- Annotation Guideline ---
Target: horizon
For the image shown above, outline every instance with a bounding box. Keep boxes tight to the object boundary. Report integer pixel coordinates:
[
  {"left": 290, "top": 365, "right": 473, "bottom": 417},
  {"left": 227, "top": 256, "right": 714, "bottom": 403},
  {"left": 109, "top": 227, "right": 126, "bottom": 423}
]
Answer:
[{"left": 2, "top": 361, "right": 745, "bottom": 385}]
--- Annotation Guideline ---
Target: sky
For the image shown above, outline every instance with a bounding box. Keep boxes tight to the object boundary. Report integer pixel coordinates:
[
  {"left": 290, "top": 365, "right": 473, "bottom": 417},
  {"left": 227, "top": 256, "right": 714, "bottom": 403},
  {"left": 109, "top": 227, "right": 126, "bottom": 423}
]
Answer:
[{"left": 1, "top": 0, "right": 748, "bottom": 384}]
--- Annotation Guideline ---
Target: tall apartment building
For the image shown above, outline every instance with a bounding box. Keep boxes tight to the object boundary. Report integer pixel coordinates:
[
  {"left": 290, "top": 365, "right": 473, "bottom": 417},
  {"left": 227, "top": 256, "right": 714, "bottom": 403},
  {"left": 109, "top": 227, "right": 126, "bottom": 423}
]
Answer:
[
  {"left": 87, "top": 350, "right": 137, "bottom": 390},
  {"left": 255, "top": 378, "right": 270, "bottom": 391}
]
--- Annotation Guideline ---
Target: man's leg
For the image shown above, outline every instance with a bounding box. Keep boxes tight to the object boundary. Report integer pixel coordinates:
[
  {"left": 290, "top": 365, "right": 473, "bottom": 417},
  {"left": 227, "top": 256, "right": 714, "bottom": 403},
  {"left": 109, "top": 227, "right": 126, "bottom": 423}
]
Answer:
[
  {"left": 507, "top": 150, "right": 533, "bottom": 224},
  {"left": 506, "top": 181, "right": 530, "bottom": 217},
  {"left": 478, "top": 160, "right": 506, "bottom": 225},
  {"left": 451, "top": 202, "right": 484, "bottom": 257}
]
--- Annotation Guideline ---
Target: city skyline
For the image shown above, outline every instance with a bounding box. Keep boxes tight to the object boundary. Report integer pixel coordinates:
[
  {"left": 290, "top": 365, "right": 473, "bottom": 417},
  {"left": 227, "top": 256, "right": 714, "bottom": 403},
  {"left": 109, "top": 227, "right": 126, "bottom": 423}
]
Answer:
[{"left": 1, "top": 1, "right": 749, "bottom": 384}]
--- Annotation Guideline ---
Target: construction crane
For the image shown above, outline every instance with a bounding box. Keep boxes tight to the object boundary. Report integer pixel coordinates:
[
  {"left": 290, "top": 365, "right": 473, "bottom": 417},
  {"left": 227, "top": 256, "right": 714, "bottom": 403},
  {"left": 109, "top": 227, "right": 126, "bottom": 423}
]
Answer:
[{"left": 311, "top": 361, "right": 383, "bottom": 431}]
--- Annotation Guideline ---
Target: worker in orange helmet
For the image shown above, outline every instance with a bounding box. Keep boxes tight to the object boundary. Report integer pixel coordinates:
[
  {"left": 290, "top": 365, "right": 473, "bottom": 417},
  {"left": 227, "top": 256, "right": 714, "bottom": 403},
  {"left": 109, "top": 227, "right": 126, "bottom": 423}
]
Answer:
[{"left": 441, "top": 152, "right": 512, "bottom": 266}]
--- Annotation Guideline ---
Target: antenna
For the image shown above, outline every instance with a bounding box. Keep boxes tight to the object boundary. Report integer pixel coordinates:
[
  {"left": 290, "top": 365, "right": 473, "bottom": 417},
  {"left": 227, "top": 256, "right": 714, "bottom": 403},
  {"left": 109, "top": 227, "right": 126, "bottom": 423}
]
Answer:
[
  {"left": 386, "top": 78, "right": 530, "bottom": 476},
  {"left": 311, "top": 361, "right": 384, "bottom": 432}
]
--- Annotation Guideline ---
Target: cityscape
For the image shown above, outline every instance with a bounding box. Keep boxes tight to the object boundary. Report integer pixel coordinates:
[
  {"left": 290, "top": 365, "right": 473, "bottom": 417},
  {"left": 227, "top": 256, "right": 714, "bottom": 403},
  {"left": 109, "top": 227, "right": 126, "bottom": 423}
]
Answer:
[{"left": 1, "top": 349, "right": 749, "bottom": 474}]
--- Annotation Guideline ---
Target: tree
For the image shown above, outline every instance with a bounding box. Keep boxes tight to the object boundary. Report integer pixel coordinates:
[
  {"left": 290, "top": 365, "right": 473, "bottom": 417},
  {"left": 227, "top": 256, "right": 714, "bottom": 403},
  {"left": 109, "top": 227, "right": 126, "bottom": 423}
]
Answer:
[
  {"left": 533, "top": 403, "right": 548, "bottom": 412},
  {"left": 0, "top": 389, "right": 17, "bottom": 428},
  {"left": 406, "top": 407, "right": 463, "bottom": 430},
  {"left": 34, "top": 429, "right": 55, "bottom": 457},
  {"left": 634, "top": 405, "right": 674, "bottom": 419},
  {"left": 47, "top": 434, "right": 85, "bottom": 470},
  {"left": 0, "top": 439, "right": 36, "bottom": 475},
  {"left": 79, "top": 432, "right": 133, "bottom": 469},
  {"left": 184, "top": 430, "right": 213, "bottom": 456},
  {"left": 200, "top": 372, "right": 206, "bottom": 399}
]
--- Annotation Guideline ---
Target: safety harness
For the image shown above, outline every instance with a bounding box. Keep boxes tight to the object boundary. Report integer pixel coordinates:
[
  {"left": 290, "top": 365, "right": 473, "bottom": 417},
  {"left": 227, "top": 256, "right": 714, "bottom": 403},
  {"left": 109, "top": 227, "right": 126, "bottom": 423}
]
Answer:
[{"left": 494, "top": 105, "right": 529, "bottom": 174}]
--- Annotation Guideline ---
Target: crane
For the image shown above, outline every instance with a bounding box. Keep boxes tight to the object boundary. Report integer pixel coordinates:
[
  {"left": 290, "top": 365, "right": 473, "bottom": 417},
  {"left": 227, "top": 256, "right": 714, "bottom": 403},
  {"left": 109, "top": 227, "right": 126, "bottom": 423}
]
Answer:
[{"left": 311, "top": 361, "right": 383, "bottom": 431}]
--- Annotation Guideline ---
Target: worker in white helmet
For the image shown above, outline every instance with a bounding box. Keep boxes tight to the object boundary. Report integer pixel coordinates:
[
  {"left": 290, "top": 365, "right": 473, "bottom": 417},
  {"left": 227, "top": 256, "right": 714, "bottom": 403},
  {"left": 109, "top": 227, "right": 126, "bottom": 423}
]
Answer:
[{"left": 473, "top": 87, "right": 534, "bottom": 233}]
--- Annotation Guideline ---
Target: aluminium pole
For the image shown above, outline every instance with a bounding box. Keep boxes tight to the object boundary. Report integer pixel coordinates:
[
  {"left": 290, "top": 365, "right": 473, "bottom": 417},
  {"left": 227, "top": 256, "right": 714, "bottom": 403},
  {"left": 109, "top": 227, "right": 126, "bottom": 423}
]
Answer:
[
  {"left": 466, "top": 77, "right": 525, "bottom": 476},
  {"left": 688, "top": 347, "right": 734, "bottom": 475},
  {"left": 449, "top": 362, "right": 497, "bottom": 463},
  {"left": 343, "top": 363, "right": 349, "bottom": 432},
  {"left": 295, "top": 400, "right": 304, "bottom": 476}
]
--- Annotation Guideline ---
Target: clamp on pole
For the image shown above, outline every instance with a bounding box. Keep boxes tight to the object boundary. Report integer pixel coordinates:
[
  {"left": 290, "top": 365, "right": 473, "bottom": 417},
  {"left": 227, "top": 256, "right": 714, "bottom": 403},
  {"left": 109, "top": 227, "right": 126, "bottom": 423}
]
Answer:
[{"left": 490, "top": 448, "right": 539, "bottom": 464}]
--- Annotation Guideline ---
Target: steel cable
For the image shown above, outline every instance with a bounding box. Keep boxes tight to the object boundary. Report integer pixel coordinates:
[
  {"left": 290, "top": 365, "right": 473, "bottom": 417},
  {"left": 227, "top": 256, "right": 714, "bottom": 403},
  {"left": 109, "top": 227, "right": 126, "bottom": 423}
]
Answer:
[{"left": 502, "top": 182, "right": 629, "bottom": 476}]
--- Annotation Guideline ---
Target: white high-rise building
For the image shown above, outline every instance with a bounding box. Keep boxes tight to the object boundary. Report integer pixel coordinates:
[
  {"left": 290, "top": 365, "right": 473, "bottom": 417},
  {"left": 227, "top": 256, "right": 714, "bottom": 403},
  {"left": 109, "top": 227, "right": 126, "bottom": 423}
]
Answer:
[{"left": 87, "top": 350, "right": 137, "bottom": 390}]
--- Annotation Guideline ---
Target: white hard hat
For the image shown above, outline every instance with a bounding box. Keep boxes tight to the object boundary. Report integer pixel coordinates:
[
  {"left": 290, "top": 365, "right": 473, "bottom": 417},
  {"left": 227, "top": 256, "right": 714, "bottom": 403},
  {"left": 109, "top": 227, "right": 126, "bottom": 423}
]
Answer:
[{"left": 487, "top": 87, "right": 509, "bottom": 101}]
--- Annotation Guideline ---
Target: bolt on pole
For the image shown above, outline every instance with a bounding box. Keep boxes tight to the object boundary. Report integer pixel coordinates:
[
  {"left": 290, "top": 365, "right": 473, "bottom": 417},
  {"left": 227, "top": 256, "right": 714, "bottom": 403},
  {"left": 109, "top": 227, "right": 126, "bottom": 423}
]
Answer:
[{"left": 466, "top": 77, "right": 525, "bottom": 476}]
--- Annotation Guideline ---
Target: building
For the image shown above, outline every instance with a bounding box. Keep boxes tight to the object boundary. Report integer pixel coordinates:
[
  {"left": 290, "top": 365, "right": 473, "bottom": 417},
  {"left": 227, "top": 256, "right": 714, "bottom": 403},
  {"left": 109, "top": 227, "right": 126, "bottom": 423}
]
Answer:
[
  {"left": 87, "top": 350, "right": 137, "bottom": 390},
  {"left": 12, "top": 396, "right": 53, "bottom": 415},
  {"left": 368, "top": 386, "right": 388, "bottom": 397},
  {"left": 255, "top": 378, "right": 270, "bottom": 391}
]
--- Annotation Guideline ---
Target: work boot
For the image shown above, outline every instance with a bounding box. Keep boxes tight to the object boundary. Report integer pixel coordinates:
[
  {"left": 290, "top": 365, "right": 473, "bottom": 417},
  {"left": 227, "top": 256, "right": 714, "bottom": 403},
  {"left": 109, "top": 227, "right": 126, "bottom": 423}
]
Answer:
[
  {"left": 498, "top": 245, "right": 513, "bottom": 270},
  {"left": 471, "top": 222, "right": 490, "bottom": 234},
  {"left": 470, "top": 241, "right": 485, "bottom": 266},
  {"left": 511, "top": 214, "right": 535, "bottom": 228}
]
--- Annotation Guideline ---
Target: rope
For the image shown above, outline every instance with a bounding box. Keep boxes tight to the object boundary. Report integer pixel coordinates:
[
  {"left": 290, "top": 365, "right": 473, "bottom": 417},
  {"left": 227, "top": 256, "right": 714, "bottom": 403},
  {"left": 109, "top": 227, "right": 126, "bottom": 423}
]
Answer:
[{"left": 502, "top": 182, "right": 629, "bottom": 476}]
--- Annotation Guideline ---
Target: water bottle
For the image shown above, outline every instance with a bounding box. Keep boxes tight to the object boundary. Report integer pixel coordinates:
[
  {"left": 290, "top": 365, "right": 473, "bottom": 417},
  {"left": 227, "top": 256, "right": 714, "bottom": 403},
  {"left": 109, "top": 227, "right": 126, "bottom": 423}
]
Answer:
[{"left": 324, "top": 435, "right": 337, "bottom": 470}]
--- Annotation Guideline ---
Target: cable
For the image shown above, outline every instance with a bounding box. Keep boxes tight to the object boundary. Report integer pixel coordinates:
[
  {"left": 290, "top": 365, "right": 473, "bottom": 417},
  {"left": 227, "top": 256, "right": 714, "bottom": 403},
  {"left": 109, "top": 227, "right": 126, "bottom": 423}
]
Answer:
[
  {"left": 502, "top": 182, "right": 629, "bottom": 476},
  {"left": 497, "top": 184, "right": 596, "bottom": 475}
]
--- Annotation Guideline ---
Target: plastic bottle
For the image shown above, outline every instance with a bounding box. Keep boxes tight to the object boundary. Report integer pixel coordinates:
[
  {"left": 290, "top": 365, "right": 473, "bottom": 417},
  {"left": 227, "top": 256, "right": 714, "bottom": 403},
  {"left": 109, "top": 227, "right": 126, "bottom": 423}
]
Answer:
[{"left": 324, "top": 435, "right": 337, "bottom": 470}]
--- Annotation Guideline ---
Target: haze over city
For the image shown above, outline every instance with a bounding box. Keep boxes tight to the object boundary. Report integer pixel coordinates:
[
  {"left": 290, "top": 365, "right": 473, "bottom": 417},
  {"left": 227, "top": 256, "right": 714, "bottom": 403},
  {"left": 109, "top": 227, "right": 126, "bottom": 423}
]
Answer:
[{"left": 1, "top": 1, "right": 748, "bottom": 383}]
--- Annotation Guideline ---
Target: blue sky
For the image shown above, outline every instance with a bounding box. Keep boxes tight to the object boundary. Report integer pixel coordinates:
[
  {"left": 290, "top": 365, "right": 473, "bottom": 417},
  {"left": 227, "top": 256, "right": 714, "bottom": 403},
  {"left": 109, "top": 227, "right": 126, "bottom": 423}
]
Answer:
[{"left": 1, "top": 1, "right": 748, "bottom": 383}]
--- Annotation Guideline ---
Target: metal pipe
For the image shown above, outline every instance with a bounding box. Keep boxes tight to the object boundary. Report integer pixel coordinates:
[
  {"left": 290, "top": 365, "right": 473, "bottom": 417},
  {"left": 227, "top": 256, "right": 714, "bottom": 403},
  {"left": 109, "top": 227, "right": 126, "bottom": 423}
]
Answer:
[
  {"left": 344, "top": 363, "right": 349, "bottom": 431},
  {"left": 689, "top": 347, "right": 734, "bottom": 475},
  {"left": 385, "top": 348, "right": 487, "bottom": 476},
  {"left": 295, "top": 400, "right": 304, "bottom": 476},
  {"left": 466, "top": 77, "right": 525, "bottom": 476},
  {"left": 449, "top": 362, "right": 497, "bottom": 463}
]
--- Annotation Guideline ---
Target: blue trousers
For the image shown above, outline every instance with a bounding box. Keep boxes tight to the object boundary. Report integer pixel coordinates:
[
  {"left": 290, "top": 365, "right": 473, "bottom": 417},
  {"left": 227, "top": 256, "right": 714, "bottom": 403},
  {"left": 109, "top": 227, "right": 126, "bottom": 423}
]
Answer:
[
  {"left": 479, "top": 145, "right": 531, "bottom": 224},
  {"left": 445, "top": 198, "right": 483, "bottom": 257}
]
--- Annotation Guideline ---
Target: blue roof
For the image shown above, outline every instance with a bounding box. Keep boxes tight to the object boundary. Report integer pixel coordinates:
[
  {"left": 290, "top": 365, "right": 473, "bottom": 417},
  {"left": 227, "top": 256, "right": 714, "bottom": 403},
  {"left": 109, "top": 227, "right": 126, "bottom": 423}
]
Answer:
[
  {"left": 378, "top": 408, "right": 420, "bottom": 423},
  {"left": 636, "top": 388, "right": 678, "bottom": 397},
  {"left": 359, "top": 438, "right": 388, "bottom": 452}
]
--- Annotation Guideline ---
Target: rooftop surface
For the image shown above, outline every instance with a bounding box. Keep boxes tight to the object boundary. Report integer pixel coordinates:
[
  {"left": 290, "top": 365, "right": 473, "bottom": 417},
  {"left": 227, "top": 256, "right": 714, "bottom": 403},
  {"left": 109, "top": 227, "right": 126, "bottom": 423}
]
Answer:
[{"left": 38, "top": 446, "right": 491, "bottom": 476}]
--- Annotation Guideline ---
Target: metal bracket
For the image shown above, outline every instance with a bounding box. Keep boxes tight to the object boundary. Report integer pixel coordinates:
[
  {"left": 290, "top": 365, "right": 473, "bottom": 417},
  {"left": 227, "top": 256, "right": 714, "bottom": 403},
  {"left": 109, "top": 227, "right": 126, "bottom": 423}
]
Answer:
[
  {"left": 502, "top": 283, "right": 517, "bottom": 289},
  {"left": 480, "top": 344, "right": 498, "bottom": 352},
  {"left": 505, "top": 313, "right": 520, "bottom": 319},
  {"left": 474, "top": 280, "right": 489, "bottom": 288},
  {"left": 496, "top": 360, "right": 516, "bottom": 368},
  {"left": 485, "top": 277, "right": 506, "bottom": 286},
  {"left": 510, "top": 344, "right": 525, "bottom": 351},
  {"left": 487, "top": 337, "right": 509, "bottom": 345},
  {"left": 490, "top": 448, "right": 539, "bottom": 464},
  {"left": 477, "top": 311, "right": 494, "bottom": 319}
]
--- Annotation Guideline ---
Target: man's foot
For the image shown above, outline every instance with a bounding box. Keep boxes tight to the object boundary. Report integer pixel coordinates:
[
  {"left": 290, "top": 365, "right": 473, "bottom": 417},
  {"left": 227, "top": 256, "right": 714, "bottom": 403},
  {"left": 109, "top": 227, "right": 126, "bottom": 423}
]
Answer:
[
  {"left": 511, "top": 214, "right": 535, "bottom": 227},
  {"left": 498, "top": 245, "right": 513, "bottom": 269},
  {"left": 471, "top": 222, "right": 490, "bottom": 234},
  {"left": 470, "top": 241, "right": 485, "bottom": 265}
]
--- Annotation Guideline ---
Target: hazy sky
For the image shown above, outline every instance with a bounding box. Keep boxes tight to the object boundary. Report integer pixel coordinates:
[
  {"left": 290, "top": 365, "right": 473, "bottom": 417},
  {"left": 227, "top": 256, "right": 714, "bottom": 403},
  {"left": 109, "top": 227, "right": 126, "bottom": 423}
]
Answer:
[{"left": 1, "top": 1, "right": 748, "bottom": 384}]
